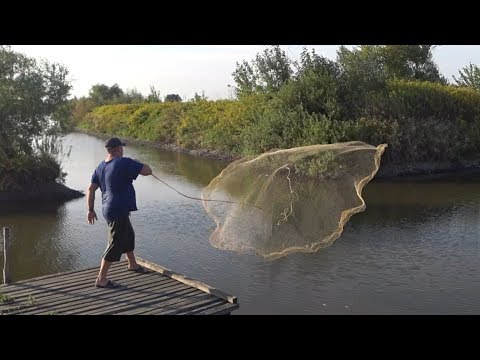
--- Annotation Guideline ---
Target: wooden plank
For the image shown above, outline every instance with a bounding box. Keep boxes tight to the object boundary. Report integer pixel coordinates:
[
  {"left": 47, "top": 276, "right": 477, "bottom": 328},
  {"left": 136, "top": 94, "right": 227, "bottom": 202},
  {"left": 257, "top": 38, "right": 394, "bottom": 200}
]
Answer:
[
  {"left": 137, "top": 258, "right": 237, "bottom": 303},
  {"left": 1, "top": 269, "right": 127, "bottom": 298},
  {"left": 109, "top": 288, "right": 203, "bottom": 315},
  {"left": 1, "top": 272, "right": 171, "bottom": 312},
  {"left": 123, "top": 290, "right": 211, "bottom": 315},
  {"left": 3, "top": 227, "right": 11, "bottom": 284},
  {"left": 2, "top": 273, "right": 176, "bottom": 312},
  {"left": 0, "top": 271, "right": 173, "bottom": 310},
  {"left": 0, "top": 262, "right": 159, "bottom": 297},
  {"left": 15, "top": 281, "right": 186, "bottom": 315},
  {"left": 53, "top": 280, "right": 190, "bottom": 314},
  {"left": 0, "top": 260, "right": 128, "bottom": 290},
  {"left": 1, "top": 257, "right": 240, "bottom": 315},
  {"left": 0, "top": 268, "right": 166, "bottom": 302},
  {"left": 86, "top": 287, "right": 201, "bottom": 315},
  {"left": 195, "top": 302, "right": 239, "bottom": 315},
  {"left": 1, "top": 265, "right": 97, "bottom": 288},
  {"left": 180, "top": 298, "right": 229, "bottom": 315},
  {"left": 63, "top": 284, "right": 197, "bottom": 315},
  {"left": 156, "top": 297, "right": 224, "bottom": 315},
  {"left": 11, "top": 276, "right": 181, "bottom": 315}
]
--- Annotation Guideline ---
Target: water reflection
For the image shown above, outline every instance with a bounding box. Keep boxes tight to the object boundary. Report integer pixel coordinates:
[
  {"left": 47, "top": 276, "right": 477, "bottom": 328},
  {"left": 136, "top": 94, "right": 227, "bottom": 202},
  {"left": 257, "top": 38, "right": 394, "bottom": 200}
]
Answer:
[
  {"left": 0, "top": 203, "right": 80, "bottom": 281},
  {"left": 131, "top": 145, "right": 228, "bottom": 187},
  {"left": 359, "top": 178, "right": 480, "bottom": 225}
]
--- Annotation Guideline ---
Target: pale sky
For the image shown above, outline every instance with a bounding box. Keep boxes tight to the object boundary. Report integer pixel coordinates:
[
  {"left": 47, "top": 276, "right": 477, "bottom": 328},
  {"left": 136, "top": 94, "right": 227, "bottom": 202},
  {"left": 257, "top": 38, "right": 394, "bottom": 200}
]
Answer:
[{"left": 9, "top": 45, "right": 480, "bottom": 101}]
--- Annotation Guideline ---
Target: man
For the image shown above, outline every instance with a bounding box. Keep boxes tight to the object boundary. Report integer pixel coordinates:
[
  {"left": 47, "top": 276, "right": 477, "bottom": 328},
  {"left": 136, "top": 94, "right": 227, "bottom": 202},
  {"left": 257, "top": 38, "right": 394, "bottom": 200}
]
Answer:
[{"left": 87, "top": 137, "right": 152, "bottom": 288}]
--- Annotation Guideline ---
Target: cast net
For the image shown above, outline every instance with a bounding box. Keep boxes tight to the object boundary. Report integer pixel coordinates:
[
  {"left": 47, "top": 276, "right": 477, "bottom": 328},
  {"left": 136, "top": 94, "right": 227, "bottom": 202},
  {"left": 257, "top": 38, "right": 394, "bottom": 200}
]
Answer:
[{"left": 201, "top": 141, "right": 387, "bottom": 259}]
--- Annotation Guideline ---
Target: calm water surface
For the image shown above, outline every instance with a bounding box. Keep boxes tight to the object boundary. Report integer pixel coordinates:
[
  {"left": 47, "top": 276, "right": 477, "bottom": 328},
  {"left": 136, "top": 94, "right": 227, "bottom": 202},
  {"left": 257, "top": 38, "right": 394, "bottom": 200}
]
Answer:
[{"left": 1, "top": 132, "right": 480, "bottom": 314}]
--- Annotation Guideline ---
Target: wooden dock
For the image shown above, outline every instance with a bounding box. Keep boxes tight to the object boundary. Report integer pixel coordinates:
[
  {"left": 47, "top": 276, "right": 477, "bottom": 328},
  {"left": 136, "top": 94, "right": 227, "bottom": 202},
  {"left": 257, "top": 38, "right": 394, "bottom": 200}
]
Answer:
[{"left": 0, "top": 258, "right": 239, "bottom": 315}]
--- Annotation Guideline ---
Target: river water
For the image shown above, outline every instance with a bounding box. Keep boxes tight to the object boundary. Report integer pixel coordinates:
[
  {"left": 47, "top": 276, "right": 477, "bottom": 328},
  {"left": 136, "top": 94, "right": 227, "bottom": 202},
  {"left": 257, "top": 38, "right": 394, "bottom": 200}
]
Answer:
[{"left": 1, "top": 132, "right": 480, "bottom": 314}]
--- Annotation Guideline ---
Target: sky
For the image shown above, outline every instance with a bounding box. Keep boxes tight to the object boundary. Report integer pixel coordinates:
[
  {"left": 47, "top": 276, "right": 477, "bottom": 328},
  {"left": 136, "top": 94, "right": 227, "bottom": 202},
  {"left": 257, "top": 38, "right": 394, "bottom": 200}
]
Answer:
[{"left": 9, "top": 45, "right": 480, "bottom": 101}]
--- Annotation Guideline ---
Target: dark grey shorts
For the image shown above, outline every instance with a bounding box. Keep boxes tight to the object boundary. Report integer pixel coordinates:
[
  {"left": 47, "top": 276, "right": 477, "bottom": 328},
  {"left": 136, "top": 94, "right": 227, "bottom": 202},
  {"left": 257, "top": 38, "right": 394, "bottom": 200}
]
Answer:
[{"left": 102, "top": 215, "right": 135, "bottom": 262}]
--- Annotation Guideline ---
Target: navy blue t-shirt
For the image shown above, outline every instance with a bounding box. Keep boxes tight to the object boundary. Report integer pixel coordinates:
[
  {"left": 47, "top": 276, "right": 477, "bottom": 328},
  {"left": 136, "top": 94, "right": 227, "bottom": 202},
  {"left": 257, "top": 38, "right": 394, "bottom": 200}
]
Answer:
[{"left": 91, "top": 157, "right": 144, "bottom": 222}]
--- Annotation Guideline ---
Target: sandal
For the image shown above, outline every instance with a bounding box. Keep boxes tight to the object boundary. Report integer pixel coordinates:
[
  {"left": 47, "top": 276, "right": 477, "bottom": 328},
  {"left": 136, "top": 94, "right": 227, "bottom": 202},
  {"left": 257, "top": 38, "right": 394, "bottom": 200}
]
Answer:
[
  {"left": 95, "top": 279, "right": 119, "bottom": 289},
  {"left": 127, "top": 265, "right": 150, "bottom": 274}
]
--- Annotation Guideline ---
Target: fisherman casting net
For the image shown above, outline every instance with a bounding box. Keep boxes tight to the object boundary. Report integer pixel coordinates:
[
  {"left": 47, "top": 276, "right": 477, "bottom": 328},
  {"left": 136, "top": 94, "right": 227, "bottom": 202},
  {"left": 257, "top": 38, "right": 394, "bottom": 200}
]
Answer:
[{"left": 201, "top": 141, "right": 387, "bottom": 260}]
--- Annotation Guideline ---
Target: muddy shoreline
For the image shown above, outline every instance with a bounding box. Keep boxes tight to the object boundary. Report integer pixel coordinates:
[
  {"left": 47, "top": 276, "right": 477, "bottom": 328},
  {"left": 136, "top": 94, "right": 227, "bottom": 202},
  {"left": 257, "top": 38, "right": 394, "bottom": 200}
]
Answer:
[{"left": 0, "top": 181, "right": 84, "bottom": 205}]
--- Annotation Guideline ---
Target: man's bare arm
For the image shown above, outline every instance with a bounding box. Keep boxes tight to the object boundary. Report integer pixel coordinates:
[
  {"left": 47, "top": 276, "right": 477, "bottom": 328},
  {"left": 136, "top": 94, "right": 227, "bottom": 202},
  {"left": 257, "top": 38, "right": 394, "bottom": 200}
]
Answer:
[
  {"left": 140, "top": 164, "right": 152, "bottom": 176},
  {"left": 87, "top": 183, "right": 99, "bottom": 224}
]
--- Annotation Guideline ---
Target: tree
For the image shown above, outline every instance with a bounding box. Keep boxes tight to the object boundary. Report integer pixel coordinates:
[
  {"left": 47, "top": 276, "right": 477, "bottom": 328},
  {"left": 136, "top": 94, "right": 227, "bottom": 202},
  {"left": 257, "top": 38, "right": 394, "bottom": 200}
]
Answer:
[
  {"left": 335, "top": 45, "right": 447, "bottom": 119},
  {"left": 146, "top": 85, "right": 161, "bottom": 103},
  {"left": 164, "top": 94, "right": 182, "bottom": 102},
  {"left": 0, "top": 45, "right": 71, "bottom": 158},
  {"left": 337, "top": 45, "right": 446, "bottom": 86},
  {"left": 122, "top": 88, "right": 144, "bottom": 103},
  {"left": 232, "top": 45, "right": 292, "bottom": 97},
  {"left": 337, "top": 45, "right": 388, "bottom": 91},
  {"left": 88, "top": 83, "right": 124, "bottom": 104},
  {"left": 192, "top": 91, "right": 208, "bottom": 102},
  {"left": 453, "top": 63, "right": 480, "bottom": 91},
  {"left": 293, "top": 48, "right": 340, "bottom": 117},
  {"left": 336, "top": 45, "right": 388, "bottom": 119},
  {"left": 380, "top": 45, "right": 447, "bottom": 84}
]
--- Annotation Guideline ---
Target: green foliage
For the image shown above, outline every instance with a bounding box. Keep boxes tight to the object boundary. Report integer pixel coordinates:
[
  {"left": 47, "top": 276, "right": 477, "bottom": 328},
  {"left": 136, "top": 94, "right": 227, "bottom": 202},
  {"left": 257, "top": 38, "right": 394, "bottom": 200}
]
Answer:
[
  {"left": 381, "top": 45, "right": 447, "bottom": 83},
  {"left": 153, "top": 102, "right": 183, "bottom": 142},
  {"left": 0, "top": 45, "right": 71, "bottom": 189},
  {"left": 335, "top": 45, "right": 446, "bottom": 119},
  {"left": 74, "top": 45, "right": 480, "bottom": 169},
  {"left": 177, "top": 99, "right": 251, "bottom": 152},
  {"left": 232, "top": 60, "right": 256, "bottom": 97},
  {"left": 277, "top": 48, "right": 340, "bottom": 118},
  {"left": 336, "top": 45, "right": 388, "bottom": 119},
  {"left": 128, "top": 103, "right": 181, "bottom": 141},
  {"left": 146, "top": 85, "right": 162, "bottom": 103},
  {"left": 237, "top": 98, "right": 314, "bottom": 154},
  {"left": 69, "top": 97, "right": 97, "bottom": 127},
  {"left": 82, "top": 104, "right": 140, "bottom": 136},
  {"left": 86, "top": 83, "right": 145, "bottom": 106},
  {"left": 164, "top": 94, "right": 182, "bottom": 102},
  {"left": 0, "top": 45, "right": 71, "bottom": 158},
  {"left": 233, "top": 45, "right": 292, "bottom": 97},
  {"left": 384, "top": 79, "right": 480, "bottom": 122},
  {"left": 454, "top": 63, "right": 480, "bottom": 91},
  {"left": 123, "top": 88, "right": 144, "bottom": 104},
  {"left": 89, "top": 83, "right": 124, "bottom": 104},
  {"left": 0, "top": 293, "right": 14, "bottom": 303},
  {"left": 0, "top": 150, "right": 64, "bottom": 191}
]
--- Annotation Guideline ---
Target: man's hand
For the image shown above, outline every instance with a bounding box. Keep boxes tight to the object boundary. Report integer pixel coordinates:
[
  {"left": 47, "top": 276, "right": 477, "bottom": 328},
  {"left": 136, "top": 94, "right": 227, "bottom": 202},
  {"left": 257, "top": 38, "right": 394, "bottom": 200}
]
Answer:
[{"left": 87, "top": 210, "right": 98, "bottom": 224}]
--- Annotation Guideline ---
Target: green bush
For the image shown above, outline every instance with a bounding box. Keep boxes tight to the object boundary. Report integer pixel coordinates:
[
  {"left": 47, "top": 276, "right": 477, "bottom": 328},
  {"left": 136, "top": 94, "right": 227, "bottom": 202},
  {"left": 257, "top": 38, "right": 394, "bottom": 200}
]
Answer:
[
  {"left": 385, "top": 79, "right": 480, "bottom": 122},
  {"left": 76, "top": 77, "right": 480, "bottom": 167}
]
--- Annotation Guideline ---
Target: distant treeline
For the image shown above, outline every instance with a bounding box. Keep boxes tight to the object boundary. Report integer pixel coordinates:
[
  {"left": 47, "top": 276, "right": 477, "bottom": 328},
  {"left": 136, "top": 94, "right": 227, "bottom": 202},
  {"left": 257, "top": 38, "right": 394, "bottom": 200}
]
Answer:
[{"left": 75, "top": 45, "right": 480, "bottom": 165}]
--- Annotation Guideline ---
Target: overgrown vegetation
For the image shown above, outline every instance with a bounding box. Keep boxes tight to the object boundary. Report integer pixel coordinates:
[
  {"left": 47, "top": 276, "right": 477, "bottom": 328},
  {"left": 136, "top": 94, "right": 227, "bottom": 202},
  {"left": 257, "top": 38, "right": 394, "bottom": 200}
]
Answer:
[
  {"left": 5, "top": 45, "right": 480, "bottom": 190},
  {"left": 0, "top": 46, "right": 71, "bottom": 191},
  {"left": 75, "top": 45, "right": 480, "bottom": 168}
]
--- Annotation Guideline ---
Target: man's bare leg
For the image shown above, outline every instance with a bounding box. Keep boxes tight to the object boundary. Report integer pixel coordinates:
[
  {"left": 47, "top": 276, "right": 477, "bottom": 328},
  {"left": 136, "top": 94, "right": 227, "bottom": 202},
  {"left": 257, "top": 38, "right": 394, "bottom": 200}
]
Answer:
[
  {"left": 125, "top": 251, "right": 139, "bottom": 270},
  {"left": 95, "top": 259, "right": 112, "bottom": 286}
]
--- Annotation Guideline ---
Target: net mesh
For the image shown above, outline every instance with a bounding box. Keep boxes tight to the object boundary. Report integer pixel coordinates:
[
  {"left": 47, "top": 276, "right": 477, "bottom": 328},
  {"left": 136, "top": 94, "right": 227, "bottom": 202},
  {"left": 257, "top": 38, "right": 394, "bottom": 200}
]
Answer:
[{"left": 202, "top": 141, "right": 387, "bottom": 259}]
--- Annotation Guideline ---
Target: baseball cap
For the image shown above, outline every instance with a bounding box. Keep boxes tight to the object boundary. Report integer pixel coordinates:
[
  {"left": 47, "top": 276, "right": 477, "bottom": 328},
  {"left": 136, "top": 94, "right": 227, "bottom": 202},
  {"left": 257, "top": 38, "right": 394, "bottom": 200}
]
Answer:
[{"left": 105, "top": 137, "right": 126, "bottom": 148}]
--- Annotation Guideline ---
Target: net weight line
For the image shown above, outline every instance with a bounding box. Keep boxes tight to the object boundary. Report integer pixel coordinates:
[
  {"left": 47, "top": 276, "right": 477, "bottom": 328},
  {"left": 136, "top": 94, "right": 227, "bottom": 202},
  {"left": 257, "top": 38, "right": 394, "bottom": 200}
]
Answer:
[{"left": 151, "top": 173, "right": 263, "bottom": 210}]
